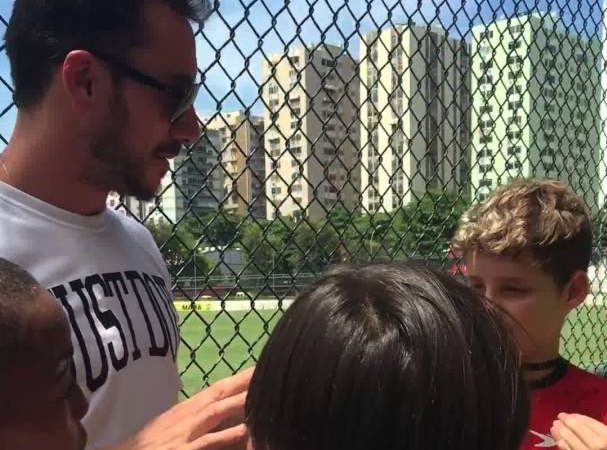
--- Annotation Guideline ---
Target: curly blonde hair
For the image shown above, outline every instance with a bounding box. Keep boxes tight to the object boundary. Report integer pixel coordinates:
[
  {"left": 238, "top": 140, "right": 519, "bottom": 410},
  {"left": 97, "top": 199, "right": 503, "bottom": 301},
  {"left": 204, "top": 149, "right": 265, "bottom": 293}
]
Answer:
[{"left": 452, "top": 178, "right": 592, "bottom": 286}]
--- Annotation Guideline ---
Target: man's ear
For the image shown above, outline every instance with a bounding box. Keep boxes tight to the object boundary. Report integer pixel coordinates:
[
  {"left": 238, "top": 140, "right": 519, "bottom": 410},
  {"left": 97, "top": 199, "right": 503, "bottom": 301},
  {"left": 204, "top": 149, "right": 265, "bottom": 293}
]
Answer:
[
  {"left": 61, "top": 50, "right": 109, "bottom": 112},
  {"left": 562, "top": 270, "right": 589, "bottom": 311}
]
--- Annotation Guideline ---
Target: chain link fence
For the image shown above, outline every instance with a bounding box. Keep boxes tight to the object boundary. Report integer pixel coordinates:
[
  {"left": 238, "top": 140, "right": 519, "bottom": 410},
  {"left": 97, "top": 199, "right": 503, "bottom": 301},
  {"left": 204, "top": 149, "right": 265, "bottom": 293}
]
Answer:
[{"left": 2, "top": 0, "right": 607, "bottom": 393}]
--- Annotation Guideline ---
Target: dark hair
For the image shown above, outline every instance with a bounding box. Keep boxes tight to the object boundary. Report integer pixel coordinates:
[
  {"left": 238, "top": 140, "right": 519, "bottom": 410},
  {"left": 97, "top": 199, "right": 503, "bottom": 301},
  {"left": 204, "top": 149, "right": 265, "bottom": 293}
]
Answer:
[
  {"left": 246, "top": 262, "right": 529, "bottom": 450},
  {"left": 0, "top": 258, "right": 41, "bottom": 370},
  {"left": 5, "top": 0, "right": 212, "bottom": 108}
]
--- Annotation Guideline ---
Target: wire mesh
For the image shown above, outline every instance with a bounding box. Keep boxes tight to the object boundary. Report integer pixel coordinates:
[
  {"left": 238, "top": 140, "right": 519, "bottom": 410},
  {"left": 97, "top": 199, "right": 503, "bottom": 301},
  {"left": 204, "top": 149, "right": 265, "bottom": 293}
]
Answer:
[{"left": 1, "top": 0, "right": 607, "bottom": 392}]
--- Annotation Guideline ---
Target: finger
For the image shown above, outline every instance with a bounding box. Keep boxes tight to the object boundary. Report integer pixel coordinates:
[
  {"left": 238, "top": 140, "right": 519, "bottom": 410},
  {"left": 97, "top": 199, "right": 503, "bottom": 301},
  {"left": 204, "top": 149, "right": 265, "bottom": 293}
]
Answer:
[
  {"left": 552, "top": 420, "right": 564, "bottom": 440},
  {"left": 182, "top": 368, "right": 254, "bottom": 417},
  {"left": 555, "top": 438, "right": 574, "bottom": 450},
  {"left": 559, "top": 413, "right": 607, "bottom": 440},
  {"left": 556, "top": 421, "right": 595, "bottom": 450},
  {"left": 213, "top": 401, "right": 246, "bottom": 433},
  {"left": 202, "top": 368, "right": 254, "bottom": 404},
  {"left": 186, "top": 424, "right": 248, "bottom": 450},
  {"left": 192, "top": 392, "right": 248, "bottom": 438}
]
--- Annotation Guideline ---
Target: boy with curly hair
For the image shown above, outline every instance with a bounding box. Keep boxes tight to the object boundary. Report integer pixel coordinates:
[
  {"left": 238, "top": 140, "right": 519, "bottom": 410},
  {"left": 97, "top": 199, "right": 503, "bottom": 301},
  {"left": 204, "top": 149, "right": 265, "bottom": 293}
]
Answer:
[{"left": 453, "top": 178, "right": 607, "bottom": 449}]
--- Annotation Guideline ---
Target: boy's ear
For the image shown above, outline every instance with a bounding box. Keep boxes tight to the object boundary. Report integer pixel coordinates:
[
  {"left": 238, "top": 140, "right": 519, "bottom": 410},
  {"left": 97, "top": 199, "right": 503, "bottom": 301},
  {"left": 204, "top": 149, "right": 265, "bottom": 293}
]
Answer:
[{"left": 563, "top": 271, "right": 589, "bottom": 310}]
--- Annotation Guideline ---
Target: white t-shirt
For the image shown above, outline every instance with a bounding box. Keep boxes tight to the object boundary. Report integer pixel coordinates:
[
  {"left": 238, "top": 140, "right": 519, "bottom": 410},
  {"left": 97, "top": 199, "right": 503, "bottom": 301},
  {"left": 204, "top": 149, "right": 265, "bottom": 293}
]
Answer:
[{"left": 0, "top": 182, "right": 181, "bottom": 450}]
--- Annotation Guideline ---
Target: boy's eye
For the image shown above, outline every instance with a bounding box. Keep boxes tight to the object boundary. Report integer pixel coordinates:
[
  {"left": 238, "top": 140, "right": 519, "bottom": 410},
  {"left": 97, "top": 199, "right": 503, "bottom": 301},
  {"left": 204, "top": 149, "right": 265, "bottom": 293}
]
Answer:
[{"left": 502, "top": 286, "right": 526, "bottom": 294}]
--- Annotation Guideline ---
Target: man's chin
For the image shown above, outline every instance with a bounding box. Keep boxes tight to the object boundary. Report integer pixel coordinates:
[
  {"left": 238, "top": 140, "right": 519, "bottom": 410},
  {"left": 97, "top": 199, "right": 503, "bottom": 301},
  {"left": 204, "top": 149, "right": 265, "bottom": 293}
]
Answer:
[{"left": 116, "top": 181, "right": 160, "bottom": 202}]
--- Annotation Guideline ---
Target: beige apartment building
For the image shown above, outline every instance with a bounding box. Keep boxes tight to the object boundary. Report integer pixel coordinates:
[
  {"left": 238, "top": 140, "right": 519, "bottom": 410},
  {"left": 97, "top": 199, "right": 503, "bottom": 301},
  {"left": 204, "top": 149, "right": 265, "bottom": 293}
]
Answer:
[
  {"left": 262, "top": 43, "right": 361, "bottom": 220},
  {"left": 203, "top": 111, "right": 266, "bottom": 218},
  {"left": 360, "top": 24, "right": 470, "bottom": 213}
]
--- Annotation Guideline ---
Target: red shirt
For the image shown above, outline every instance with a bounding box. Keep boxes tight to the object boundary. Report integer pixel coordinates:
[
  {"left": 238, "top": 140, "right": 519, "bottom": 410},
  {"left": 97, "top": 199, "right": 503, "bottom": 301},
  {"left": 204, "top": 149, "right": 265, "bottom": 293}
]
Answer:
[{"left": 521, "top": 365, "right": 607, "bottom": 449}]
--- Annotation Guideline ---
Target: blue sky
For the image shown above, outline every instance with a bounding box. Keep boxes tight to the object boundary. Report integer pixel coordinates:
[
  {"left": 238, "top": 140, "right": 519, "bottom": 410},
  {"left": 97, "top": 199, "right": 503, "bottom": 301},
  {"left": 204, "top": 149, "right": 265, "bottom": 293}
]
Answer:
[{"left": 0, "top": 0, "right": 604, "bottom": 144}]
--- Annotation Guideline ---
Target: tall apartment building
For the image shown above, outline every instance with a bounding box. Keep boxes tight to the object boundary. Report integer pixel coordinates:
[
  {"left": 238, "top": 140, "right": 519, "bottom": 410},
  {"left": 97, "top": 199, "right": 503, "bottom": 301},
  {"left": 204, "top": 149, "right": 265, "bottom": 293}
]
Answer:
[
  {"left": 262, "top": 43, "right": 361, "bottom": 220},
  {"left": 155, "top": 129, "right": 224, "bottom": 223},
  {"left": 471, "top": 13, "right": 601, "bottom": 207},
  {"left": 600, "top": 4, "right": 607, "bottom": 208},
  {"left": 203, "top": 111, "right": 266, "bottom": 218},
  {"left": 360, "top": 24, "right": 470, "bottom": 213},
  {"left": 106, "top": 193, "right": 153, "bottom": 221}
]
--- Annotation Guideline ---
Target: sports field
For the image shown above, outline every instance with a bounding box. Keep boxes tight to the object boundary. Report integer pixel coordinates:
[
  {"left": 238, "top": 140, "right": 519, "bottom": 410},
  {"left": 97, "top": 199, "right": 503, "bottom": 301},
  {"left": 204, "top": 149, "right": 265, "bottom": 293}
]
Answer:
[
  {"left": 177, "top": 308, "right": 282, "bottom": 397},
  {"left": 176, "top": 303, "right": 607, "bottom": 397}
]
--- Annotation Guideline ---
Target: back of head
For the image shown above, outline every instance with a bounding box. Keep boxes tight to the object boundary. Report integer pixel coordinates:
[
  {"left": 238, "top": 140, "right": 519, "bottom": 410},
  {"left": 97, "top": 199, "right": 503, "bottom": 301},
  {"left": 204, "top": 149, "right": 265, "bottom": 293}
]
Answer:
[
  {"left": 5, "top": 0, "right": 211, "bottom": 109},
  {"left": 452, "top": 178, "right": 592, "bottom": 286},
  {"left": 0, "top": 258, "right": 41, "bottom": 370},
  {"left": 246, "top": 262, "right": 528, "bottom": 450}
]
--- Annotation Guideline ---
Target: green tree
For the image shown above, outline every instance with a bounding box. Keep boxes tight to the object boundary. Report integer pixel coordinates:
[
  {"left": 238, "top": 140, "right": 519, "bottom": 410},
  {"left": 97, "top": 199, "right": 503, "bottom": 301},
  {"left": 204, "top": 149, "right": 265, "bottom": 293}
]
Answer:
[
  {"left": 287, "top": 219, "right": 342, "bottom": 273},
  {"left": 188, "top": 211, "right": 242, "bottom": 247},
  {"left": 239, "top": 218, "right": 292, "bottom": 274},
  {"left": 146, "top": 220, "right": 211, "bottom": 275},
  {"left": 392, "top": 190, "right": 469, "bottom": 259}
]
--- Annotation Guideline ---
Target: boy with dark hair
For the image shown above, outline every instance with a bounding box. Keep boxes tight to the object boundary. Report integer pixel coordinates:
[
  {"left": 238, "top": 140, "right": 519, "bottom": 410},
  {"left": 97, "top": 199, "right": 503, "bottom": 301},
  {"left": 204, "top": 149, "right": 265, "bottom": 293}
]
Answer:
[
  {"left": 453, "top": 178, "right": 607, "bottom": 449},
  {"left": 0, "top": 257, "right": 251, "bottom": 450},
  {"left": 246, "top": 262, "right": 529, "bottom": 450},
  {"left": 0, "top": 257, "right": 89, "bottom": 450}
]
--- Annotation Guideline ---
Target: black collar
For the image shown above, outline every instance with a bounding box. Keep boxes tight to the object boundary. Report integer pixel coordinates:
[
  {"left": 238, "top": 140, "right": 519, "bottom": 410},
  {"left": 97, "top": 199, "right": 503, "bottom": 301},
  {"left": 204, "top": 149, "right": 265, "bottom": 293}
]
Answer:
[{"left": 525, "top": 357, "right": 568, "bottom": 390}]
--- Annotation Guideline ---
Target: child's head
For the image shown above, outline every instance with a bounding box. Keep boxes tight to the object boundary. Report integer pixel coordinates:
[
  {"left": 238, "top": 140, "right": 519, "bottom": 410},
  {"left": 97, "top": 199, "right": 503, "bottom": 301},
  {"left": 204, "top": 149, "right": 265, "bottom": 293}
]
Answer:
[
  {"left": 246, "top": 262, "right": 528, "bottom": 450},
  {"left": 452, "top": 178, "right": 592, "bottom": 362},
  {"left": 0, "top": 258, "right": 88, "bottom": 450}
]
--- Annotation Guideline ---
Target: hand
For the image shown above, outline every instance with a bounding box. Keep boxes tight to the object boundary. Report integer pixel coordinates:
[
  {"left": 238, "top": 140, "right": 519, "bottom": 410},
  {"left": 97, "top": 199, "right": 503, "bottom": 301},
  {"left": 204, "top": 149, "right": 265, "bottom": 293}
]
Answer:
[
  {"left": 108, "top": 367, "right": 253, "bottom": 450},
  {"left": 551, "top": 413, "right": 607, "bottom": 450}
]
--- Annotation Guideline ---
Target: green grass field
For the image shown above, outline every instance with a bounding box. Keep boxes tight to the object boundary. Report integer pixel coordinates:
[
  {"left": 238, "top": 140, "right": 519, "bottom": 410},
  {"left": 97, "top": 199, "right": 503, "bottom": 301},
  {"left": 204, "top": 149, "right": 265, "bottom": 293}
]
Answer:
[
  {"left": 176, "top": 304, "right": 607, "bottom": 397},
  {"left": 177, "top": 309, "right": 282, "bottom": 397}
]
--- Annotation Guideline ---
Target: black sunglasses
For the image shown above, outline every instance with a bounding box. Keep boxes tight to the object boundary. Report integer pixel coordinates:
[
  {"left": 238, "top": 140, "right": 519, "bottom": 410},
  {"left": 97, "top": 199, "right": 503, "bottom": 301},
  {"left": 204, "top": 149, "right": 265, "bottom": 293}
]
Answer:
[{"left": 89, "top": 49, "right": 201, "bottom": 123}]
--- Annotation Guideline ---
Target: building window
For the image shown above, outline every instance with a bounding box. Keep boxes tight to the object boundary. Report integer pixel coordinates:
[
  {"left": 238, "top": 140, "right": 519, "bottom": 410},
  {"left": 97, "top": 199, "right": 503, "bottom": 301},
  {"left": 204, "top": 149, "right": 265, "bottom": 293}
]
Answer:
[
  {"left": 506, "top": 161, "right": 522, "bottom": 170},
  {"left": 268, "top": 83, "right": 279, "bottom": 95},
  {"left": 321, "top": 58, "right": 337, "bottom": 67},
  {"left": 507, "top": 131, "right": 522, "bottom": 140},
  {"left": 508, "top": 101, "right": 521, "bottom": 110},
  {"left": 509, "top": 24, "right": 522, "bottom": 35},
  {"left": 541, "top": 118, "right": 555, "bottom": 128},
  {"left": 507, "top": 146, "right": 521, "bottom": 155},
  {"left": 507, "top": 55, "right": 523, "bottom": 65},
  {"left": 479, "top": 179, "right": 492, "bottom": 188},
  {"left": 508, "top": 71, "right": 521, "bottom": 80},
  {"left": 479, "top": 75, "right": 493, "bottom": 85},
  {"left": 508, "top": 40, "right": 522, "bottom": 50},
  {"left": 479, "top": 30, "right": 493, "bottom": 40},
  {"left": 507, "top": 85, "right": 522, "bottom": 97}
]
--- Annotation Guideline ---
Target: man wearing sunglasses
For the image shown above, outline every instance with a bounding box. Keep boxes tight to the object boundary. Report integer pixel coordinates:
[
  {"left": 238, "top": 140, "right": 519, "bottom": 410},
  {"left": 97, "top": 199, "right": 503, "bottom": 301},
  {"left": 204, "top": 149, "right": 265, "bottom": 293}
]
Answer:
[{"left": 0, "top": 1, "right": 249, "bottom": 450}]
